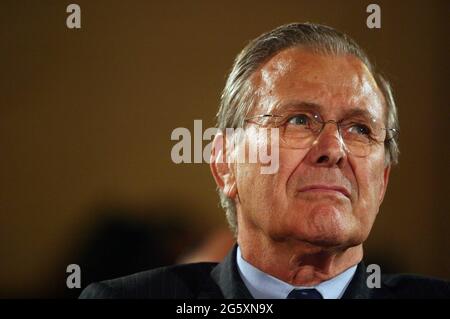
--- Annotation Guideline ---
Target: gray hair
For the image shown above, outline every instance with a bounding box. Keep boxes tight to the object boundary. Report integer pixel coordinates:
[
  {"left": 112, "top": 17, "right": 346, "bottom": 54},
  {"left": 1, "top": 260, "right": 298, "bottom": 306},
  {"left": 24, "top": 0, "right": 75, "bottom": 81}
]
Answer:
[{"left": 215, "top": 22, "right": 400, "bottom": 236}]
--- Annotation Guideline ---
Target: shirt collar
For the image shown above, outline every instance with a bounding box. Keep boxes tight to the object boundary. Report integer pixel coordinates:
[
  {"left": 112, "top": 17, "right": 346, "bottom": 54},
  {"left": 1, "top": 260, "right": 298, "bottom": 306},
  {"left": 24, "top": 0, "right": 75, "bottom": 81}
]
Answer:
[{"left": 236, "top": 246, "right": 357, "bottom": 299}]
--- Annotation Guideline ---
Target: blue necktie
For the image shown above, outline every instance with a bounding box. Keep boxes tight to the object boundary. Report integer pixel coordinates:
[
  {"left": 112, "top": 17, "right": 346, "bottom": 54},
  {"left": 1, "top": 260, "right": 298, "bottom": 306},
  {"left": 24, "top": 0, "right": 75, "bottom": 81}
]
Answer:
[{"left": 287, "top": 288, "right": 323, "bottom": 299}]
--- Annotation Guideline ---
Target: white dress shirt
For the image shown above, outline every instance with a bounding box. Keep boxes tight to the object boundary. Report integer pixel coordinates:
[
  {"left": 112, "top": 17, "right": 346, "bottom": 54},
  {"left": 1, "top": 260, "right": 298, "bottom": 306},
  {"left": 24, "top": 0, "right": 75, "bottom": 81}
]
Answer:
[{"left": 236, "top": 246, "right": 357, "bottom": 299}]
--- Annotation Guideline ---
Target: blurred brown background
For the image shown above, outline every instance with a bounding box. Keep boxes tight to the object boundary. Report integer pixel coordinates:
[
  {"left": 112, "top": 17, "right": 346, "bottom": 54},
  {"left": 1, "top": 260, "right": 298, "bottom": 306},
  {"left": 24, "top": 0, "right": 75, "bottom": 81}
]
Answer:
[{"left": 0, "top": 0, "right": 448, "bottom": 297}]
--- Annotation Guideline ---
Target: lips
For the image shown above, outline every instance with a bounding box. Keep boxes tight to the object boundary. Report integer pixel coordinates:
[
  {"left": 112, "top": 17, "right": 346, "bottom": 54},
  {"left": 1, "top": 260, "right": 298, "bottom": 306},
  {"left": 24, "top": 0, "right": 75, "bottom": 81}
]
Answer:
[{"left": 298, "top": 184, "right": 351, "bottom": 198}]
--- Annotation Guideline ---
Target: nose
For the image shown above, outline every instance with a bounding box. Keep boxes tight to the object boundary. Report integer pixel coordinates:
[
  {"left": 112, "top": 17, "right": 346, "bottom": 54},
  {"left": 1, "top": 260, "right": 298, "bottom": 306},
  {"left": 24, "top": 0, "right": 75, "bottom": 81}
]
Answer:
[{"left": 306, "top": 122, "right": 347, "bottom": 168}]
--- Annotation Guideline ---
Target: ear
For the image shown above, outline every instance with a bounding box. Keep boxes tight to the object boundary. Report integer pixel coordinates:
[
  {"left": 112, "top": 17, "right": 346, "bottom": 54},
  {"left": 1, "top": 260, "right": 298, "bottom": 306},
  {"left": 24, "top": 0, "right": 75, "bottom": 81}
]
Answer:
[
  {"left": 378, "top": 164, "right": 391, "bottom": 205},
  {"left": 210, "top": 132, "right": 237, "bottom": 199}
]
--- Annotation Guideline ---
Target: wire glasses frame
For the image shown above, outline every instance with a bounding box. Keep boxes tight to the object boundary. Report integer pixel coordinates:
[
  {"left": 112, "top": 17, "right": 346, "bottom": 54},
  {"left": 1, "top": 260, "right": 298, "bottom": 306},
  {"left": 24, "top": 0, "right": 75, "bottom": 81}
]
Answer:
[{"left": 245, "top": 113, "right": 399, "bottom": 157}]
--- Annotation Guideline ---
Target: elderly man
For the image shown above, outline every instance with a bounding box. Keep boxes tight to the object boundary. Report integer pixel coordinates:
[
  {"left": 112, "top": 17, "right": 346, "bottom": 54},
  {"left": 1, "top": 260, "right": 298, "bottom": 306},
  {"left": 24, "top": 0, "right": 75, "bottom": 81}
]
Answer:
[{"left": 80, "top": 23, "right": 449, "bottom": 299}]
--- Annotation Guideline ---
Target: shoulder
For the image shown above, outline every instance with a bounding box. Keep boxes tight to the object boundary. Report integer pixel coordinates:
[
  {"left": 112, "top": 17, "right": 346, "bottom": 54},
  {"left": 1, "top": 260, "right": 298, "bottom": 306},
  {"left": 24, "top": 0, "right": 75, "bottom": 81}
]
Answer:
[
  {"left": 79, "top": 262, "right": 219, "bottom": 299},
  {"left": 380, "top": 273, "right": 450, "bottom": 298}
]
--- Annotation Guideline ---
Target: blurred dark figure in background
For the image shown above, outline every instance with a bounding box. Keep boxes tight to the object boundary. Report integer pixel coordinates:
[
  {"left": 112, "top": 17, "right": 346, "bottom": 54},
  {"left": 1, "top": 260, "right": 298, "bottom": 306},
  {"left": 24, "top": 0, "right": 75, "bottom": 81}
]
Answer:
[
  {"left": 76, "top": 214, "right": 188, "bottom": 287},
  {"left": 80, "top": 23, "right": 450, "bottom": 299},
  {"left": 54, "top": 205, "right": 202, "bottom": 298}
]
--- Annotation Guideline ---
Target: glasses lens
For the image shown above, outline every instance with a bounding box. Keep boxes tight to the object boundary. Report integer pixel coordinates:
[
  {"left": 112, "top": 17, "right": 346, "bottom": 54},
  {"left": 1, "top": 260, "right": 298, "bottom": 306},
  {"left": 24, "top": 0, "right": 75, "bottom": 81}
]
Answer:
[
  {"left": 281, "top": 123, "right": 376, "bottom": 157},
  {"left": 344, "top": 140, "right": 371, "bottom": 157},
  {"left": 281, "top": 113, "right": 319, "bottom": 148}
]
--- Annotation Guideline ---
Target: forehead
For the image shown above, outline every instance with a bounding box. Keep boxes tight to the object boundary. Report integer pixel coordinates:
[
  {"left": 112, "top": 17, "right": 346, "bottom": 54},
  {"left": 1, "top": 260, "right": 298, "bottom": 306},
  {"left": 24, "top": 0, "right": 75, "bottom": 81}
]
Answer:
[{"left": 250, "top": 47, "right": 386, "bottom": 121}]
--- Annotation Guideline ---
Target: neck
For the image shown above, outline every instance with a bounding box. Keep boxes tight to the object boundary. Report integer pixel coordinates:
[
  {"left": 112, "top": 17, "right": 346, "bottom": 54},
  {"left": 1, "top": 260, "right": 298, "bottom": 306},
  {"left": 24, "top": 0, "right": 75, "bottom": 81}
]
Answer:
[{"left": 237, "top": 226, "right": 363, "bottom": 286}]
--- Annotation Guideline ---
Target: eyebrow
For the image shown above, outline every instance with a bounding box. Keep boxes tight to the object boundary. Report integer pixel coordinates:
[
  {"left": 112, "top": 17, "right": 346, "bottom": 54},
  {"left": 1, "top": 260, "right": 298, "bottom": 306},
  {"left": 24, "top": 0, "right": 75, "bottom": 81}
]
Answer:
[
  {"left": 275, "top": 100, "right": 380, "bottom": 122},
  {"left": 341, "top": 108, "right": 378, "bottom": 122},
  {"left": 276, "top": 101, "right": 323, "bottom": 113}
]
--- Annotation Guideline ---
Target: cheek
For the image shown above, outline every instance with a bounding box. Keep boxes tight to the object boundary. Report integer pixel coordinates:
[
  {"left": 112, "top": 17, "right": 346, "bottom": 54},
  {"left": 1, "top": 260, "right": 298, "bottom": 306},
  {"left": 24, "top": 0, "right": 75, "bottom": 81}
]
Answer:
[
  {"left": 236, "top": 163, "right": 273, "bottom": 210},
  {"left": 236, "top": 149, "right": 306, "bottom": 212},
  {"left": 280, "top": 148, "right": 310, "bottom": 193},
  {"left": 352, "top": 155, "right": 386, "bottom": 211}
]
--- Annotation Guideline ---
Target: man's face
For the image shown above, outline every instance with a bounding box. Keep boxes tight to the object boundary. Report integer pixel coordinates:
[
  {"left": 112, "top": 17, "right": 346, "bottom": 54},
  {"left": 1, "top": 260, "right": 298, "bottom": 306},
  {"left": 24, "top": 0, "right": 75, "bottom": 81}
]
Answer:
[{"left": 233, "top": 48, "right": 390, "bottom": 248}]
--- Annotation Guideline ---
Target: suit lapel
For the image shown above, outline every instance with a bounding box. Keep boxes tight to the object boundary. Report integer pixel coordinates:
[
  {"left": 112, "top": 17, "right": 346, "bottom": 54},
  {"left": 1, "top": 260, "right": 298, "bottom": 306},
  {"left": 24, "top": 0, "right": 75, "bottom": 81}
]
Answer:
[
  {"left": 342, "top": 261, "right": 397, "bottom": 299},
  {"left": 343, "top": 261, "right": 397, "bottom": 299},
  {"left": 208, "top": 245, "right": 253, "bottom": 299}
]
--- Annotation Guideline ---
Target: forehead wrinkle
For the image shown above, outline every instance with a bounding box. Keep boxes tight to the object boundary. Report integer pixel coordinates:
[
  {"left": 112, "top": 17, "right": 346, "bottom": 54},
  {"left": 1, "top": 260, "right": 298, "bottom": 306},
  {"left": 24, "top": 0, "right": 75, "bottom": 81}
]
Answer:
[
  {"left": 273, "top": 100, "right": 324, "bottom": 114},
  {"left": 248, "top": 49, "right": 386, "bottom": 121}
]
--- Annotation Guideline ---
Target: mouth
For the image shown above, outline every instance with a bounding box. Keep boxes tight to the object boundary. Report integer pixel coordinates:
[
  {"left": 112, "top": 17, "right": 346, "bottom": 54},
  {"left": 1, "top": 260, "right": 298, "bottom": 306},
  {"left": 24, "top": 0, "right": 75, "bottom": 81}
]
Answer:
[{"left": 297, "top": 185, "right": 351, "bottom": 199}]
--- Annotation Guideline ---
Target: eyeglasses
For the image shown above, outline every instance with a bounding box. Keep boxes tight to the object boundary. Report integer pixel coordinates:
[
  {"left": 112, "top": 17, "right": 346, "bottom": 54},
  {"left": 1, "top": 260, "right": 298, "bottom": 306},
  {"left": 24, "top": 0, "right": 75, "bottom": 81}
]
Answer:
[{"left": 245, "top": 110, "right": 398, "bottom": 157}]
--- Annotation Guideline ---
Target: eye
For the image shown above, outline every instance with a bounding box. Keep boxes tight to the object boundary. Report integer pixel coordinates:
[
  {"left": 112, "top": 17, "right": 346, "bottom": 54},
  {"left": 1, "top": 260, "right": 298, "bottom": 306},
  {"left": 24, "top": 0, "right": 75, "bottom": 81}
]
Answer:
[
  {"left": 348, "top": 123, "right": 371, "bottom": 136},
  {"left": 287, "top": 114, "right": 311, "bottom": 126}
]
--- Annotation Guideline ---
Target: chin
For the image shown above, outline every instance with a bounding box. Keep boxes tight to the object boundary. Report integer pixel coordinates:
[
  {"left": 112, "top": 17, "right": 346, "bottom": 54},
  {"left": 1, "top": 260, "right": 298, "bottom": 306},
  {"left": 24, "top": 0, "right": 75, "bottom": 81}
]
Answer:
[{"left": 295, "top": 204, "right": 362, "bottom": 248}]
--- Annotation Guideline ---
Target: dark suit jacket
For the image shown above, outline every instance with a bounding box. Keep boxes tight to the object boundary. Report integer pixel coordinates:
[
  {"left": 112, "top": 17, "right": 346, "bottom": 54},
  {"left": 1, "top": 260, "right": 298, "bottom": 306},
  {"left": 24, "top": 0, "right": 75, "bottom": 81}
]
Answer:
[{"left": 79, "top": 245, "right": 449, "bottom": 299}]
